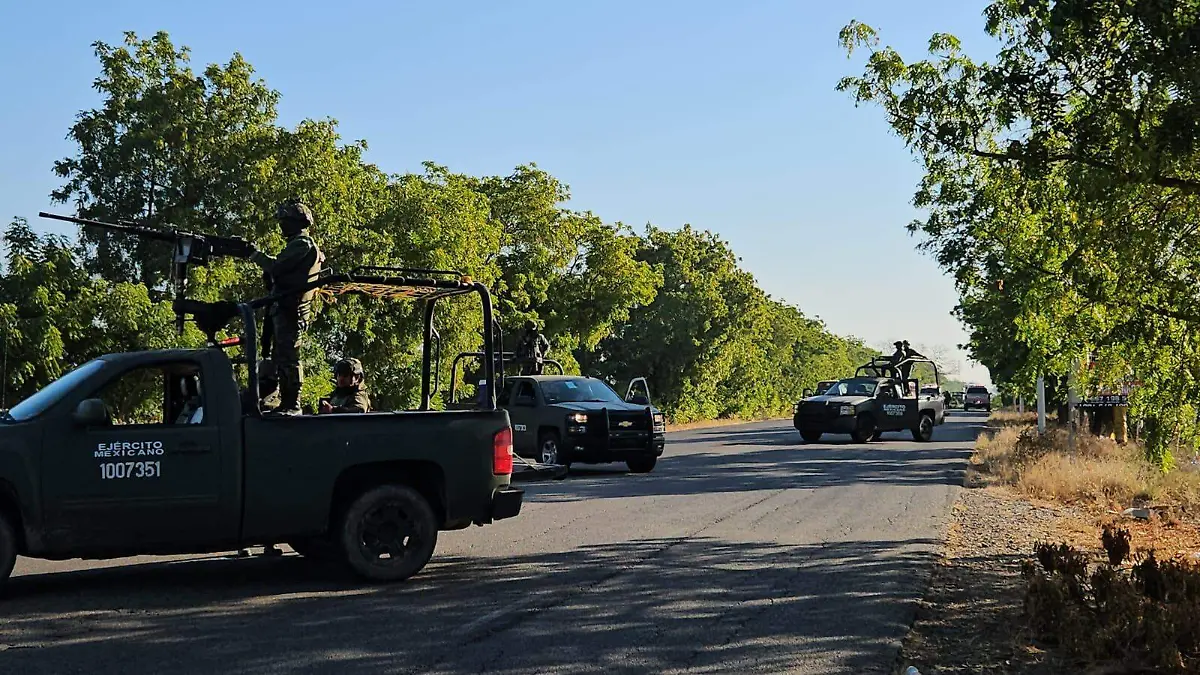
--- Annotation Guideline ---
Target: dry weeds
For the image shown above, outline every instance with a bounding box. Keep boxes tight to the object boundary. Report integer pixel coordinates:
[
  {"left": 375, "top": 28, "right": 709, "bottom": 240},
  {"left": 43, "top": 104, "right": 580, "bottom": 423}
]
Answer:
[{"left": 972, "top": 420, "right": 1200, "bottom": 516}]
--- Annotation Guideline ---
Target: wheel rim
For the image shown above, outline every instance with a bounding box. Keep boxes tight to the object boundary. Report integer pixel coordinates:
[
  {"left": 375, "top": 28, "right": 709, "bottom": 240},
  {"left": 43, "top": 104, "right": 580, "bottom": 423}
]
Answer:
[
  {"left": 541, "top": 439, "right": 559, "bottom": 465},
  {"left": 921, "top": 416, "right": 933, "bottom": 438},
  {"left": 358, "top": 500, "right": 419, "bottom": 564}
]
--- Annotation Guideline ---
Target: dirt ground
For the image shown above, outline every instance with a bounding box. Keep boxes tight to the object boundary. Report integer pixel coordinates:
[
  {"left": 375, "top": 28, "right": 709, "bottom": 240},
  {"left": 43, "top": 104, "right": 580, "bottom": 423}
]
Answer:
[{"left": 896, "top": 476, "right": 1200, "bottom": 674}]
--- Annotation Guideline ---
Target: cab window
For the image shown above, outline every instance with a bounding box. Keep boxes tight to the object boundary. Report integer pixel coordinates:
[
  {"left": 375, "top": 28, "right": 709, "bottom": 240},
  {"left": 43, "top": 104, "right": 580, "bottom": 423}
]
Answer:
[
  {"left": 90, "top": 362, "right": 206, "bottom": 426},
  {"left": 514, "top": 381, "right": 537, "bottom": 405}
]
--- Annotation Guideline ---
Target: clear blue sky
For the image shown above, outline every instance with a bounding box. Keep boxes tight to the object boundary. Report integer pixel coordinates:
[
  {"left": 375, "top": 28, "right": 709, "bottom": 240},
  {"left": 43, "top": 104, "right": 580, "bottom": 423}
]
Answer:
[{"left": 0, "top": 0, "right": 998, "bottom": 384}]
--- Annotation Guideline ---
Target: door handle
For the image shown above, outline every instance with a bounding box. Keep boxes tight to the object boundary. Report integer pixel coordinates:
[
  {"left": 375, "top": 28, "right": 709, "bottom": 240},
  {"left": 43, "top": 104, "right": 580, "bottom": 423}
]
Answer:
[{"left": 172, "top": 442, "right": 213, "bottom": 455}]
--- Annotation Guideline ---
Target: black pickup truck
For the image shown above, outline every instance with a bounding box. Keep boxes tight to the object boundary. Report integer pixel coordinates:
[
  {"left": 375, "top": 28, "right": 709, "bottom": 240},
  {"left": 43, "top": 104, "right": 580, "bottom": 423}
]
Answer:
[
  {"left": 0, "top": 269, "right": 523, "bottom": 587},
  {"left": 793, "top": 356, "right": 946, "bottom": 443},
  {"left": 448, "top": 354, "right": 665, "bottom": 473}
]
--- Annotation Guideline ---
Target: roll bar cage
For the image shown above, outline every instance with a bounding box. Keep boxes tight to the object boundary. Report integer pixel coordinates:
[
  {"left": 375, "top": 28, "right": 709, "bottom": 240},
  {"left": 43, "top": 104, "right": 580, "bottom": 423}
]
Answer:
[
  {"left": 854, "top": 356, "right": 941, "bottom": 398},
  {"left": 178, "top": 266, "right": 496, "bottom": 415},
  {"left": 447, "top": 352, "right": 565, "bottom": 404}
]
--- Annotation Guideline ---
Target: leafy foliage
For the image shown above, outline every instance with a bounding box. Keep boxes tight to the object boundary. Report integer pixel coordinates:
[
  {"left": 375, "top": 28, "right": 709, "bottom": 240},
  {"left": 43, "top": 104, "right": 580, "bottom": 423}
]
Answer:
[{"left": 839, "top": 2, "right": 1200, "bottom": 466}]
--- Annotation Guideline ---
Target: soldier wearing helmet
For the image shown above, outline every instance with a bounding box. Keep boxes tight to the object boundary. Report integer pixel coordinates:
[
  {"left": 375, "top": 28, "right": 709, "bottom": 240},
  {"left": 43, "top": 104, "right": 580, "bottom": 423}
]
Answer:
[
  {"left": 515, "top": 319, "right": 550, "bottom": 376},
  {"left": 319, "top": 357, "right": 371, "bottom": 414},
  {"left": 251, "top": 199, "right": 326, "bottom": 416}
]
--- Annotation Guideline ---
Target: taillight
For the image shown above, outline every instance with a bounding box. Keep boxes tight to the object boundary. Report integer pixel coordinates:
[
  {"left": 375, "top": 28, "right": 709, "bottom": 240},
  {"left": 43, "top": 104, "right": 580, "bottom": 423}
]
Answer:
[{"left": 493, "top": 427, "right": 513, "bottom": 475}]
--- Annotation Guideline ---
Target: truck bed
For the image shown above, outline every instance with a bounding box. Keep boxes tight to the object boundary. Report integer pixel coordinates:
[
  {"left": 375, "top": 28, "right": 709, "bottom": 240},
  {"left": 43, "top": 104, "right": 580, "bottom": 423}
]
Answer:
[{"left": 240, "top": 409, "right": 512, "bottom": 541}]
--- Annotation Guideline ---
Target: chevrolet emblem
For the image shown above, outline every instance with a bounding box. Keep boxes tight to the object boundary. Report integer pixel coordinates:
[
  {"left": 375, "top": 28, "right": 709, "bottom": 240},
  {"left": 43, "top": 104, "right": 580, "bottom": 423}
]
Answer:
[{"left": 618, "top": 421, "right": 633, "bottom": 428}]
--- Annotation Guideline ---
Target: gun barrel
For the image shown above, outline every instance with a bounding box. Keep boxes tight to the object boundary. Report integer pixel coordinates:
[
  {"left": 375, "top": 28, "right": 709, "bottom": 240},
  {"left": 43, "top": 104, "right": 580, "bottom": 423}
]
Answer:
[{"left": 38, "top": 211, "right": 175, "bottom": 242}]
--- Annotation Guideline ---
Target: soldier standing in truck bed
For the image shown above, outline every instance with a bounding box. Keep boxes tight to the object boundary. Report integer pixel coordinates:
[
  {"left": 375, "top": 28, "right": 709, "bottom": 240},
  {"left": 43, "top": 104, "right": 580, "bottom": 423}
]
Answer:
[
  {"left": 250, "top": 199, "right": 325, "bottom": 417},
  {"left": 515, "top": 320, "right": 550, "bottom": 376}
]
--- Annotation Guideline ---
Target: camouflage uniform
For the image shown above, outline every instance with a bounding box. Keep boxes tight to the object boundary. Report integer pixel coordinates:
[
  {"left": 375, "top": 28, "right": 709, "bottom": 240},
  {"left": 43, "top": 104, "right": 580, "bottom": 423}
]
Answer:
[
  {"left": 323, "top": 358, "right": 371, "bottom": 414},
  {"left": 252, "top": 200, "right": 325, "bottom": 415},
  {"left": 900, "top": 340, "right": 924, "bottom": 382},
  {"left": 515, "top": 321, "right": 550, "bottom": 376}
]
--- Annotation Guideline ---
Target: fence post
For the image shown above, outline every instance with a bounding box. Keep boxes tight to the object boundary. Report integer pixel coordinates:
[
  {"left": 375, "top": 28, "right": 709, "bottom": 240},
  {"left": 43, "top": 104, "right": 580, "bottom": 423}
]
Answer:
[{"left": 1037, "top": 375, "right": 1046, "bottom": 435}]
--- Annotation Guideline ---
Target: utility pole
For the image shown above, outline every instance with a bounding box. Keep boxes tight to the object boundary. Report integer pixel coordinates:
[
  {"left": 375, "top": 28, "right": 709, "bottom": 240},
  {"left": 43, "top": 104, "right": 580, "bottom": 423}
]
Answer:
[
  {"left": 1036, "top": 375, "right": 1046, "bottom": 435},
  {"left": 1067, "top": 358, "right": 1079, "bottom": 452}
]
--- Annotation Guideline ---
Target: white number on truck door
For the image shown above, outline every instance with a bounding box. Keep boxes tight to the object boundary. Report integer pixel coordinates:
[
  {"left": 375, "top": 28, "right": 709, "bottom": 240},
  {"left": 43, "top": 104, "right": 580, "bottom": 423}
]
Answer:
[{"left": 100, "top": 461, "right": 161, "bottom": 480}]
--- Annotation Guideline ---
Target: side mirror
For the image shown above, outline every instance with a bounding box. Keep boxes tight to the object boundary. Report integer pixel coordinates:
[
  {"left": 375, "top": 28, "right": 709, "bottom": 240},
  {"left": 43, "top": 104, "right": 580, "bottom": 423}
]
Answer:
[
  {"left": 802, "top": 389, "right": 813, "bottom": 398},
  {"left": 627, "top": 395, "right": 650, "bottom": 406},
  {"left": 73, "top": 399, "right": 111, "bottom": 427}
]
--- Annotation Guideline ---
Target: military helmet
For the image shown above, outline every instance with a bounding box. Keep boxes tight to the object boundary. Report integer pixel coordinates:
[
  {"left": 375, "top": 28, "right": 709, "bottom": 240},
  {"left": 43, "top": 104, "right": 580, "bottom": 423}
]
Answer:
[
  {"left": 524, "top": 319, "right": 537, "bottom": 331},
  {"left": 334, "top": 357, "right": 364, "bottom": 378},
  {"left": 276, "top": 199, "right": 315, "bottom": 228}
]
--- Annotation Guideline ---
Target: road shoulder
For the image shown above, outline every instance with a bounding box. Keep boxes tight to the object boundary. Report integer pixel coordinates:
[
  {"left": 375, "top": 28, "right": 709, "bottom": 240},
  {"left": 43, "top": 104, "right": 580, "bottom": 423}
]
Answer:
[{"left": 895, "top": 486, "right": 1076, "bottom": 674}]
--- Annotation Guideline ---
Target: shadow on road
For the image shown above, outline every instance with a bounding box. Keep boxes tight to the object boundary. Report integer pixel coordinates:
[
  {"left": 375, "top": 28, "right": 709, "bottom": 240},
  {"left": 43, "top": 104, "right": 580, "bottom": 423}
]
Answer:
[
  {"left": 0, "top": 536, "right": 945, "bottom": 674},
  {"left": 529, "top": 438, "right": 975, "bottom": 504}
]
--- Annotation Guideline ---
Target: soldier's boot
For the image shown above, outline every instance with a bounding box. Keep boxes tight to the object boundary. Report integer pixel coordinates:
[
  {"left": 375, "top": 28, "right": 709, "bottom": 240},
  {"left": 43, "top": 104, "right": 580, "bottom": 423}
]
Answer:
[{"left": 266, "top": 384, "right": 302, "bottom": 417}]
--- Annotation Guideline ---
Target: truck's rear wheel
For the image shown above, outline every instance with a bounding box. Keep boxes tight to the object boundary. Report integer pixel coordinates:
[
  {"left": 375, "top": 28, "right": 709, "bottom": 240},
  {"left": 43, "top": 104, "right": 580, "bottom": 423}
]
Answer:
[
  {"left": 850, "top": 414, "right": 877, "bottom": 444},
  {"left": 799, "top": 430, "right": 822, "bottom": 443},
  {"left": 911, "top": 413, "right": 935, "bottom": 442},
  {"left": 339, "top": 485, "right": 438, "bottom": 583},
  {"left": 0, "top": 511, "right": 17, "bottom": 586},
  {"left": 626, "top": 457, "right": 657, "bottom": 473}
]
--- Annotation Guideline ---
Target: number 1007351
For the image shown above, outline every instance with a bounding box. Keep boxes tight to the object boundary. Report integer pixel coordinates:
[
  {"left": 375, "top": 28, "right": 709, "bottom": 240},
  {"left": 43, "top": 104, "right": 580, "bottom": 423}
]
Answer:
[{"left": 100, "top": 461, "right": 161, "bottom": 480}]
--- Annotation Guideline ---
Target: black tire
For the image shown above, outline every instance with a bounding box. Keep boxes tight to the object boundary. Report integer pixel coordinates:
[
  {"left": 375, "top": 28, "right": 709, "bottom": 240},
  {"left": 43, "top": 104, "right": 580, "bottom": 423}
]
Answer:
[
  {"left": 799, "top": 430, "right": 822, "bottom": 443},
  {"left": 0, "top": 511, "right": 16, "bottom": 586},
  {"left": 911, "top": 413, "right": 935, "bottom": 442},
  {"left": 626, "top": 457, "right": 657, "bottom": 473},
  {"left": 288, "top": 536, "right": 340, "bottom": 563},
  {"left": 850, "top": 414, "right": 877, "bottom": 444},
  {"left": 339, "top": 484, "right": 438, "bottom": 583},
  {"left": 538, "top": 430, "right": 563, "bottom": 466}
]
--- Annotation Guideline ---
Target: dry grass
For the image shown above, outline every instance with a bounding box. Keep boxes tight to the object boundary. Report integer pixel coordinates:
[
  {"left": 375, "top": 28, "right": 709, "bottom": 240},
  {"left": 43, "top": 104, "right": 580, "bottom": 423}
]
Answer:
[
  {"left": 987, "top": 409, "right": 1043, "bottom": 427},
  {"left": 973, "top": 419, "right": 1200, "bottom": 516}
]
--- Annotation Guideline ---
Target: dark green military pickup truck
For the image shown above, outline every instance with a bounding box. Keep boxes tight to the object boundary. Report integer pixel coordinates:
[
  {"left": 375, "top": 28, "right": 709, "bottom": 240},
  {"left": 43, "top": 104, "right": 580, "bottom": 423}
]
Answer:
[
  {"left": 0, "top": 269, "right": 523, "bottom": 587},
  {"left": 448, "top": 355, "right": 665, "bottom": 474},
  {"left": 793, "top": 356, "right": 946, "bottom": 443},
  {"left": 500, "top": 375, "right": 666, "bottom": 473}
]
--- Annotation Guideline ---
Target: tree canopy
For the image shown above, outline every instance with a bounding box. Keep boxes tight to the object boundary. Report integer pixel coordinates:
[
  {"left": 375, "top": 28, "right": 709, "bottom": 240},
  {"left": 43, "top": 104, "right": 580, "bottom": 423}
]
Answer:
[{"left": 839, "top": 0, "right": 1200, "bottom": 466}]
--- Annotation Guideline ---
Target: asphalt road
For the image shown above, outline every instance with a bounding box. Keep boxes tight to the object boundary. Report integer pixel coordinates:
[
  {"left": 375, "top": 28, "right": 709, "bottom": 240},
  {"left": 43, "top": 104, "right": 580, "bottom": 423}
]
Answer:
[{"left": 0, "top": 413, "right": 986, "bottom": 674}]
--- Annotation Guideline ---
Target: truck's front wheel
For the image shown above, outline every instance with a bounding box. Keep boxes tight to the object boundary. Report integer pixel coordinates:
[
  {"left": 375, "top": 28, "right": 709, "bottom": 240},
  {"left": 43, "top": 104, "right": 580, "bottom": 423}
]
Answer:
[
  {"left": 339, "top": 485, "right": 438, "bottom": 583},
  {"left": 0, "top": 511, "right": 17, "bottom": 585}
]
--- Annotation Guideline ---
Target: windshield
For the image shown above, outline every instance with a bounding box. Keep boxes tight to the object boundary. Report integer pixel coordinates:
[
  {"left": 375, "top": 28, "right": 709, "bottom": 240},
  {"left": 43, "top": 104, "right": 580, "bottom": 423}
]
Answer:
[
  {"left": 541, "top": 378, "right": 625, "bottom": 404},
  {"left": 823, "top": 379, "right": 878, "bottom": 397},
  {"left": 6, "top": 359, "right": 106, "bottom": 422},
  {"left": 967, "top": 387, "right": 989, "bottom": 395}
]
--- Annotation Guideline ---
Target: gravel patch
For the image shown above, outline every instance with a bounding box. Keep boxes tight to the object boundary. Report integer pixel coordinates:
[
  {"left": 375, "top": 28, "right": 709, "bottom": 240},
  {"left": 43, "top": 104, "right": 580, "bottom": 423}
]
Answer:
[{"left": 894, "top": 487, "right": 1078, "bottom": 674}]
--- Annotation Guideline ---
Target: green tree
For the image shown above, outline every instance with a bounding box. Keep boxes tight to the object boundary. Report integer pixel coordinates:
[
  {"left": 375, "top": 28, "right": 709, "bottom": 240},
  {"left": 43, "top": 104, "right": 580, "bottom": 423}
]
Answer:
[
  {"left": 0, "top": 218, "right": 184, "bottom": 410},
  {"left": 838, "top": 1, "right": 1200, "bottom": 466}
]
